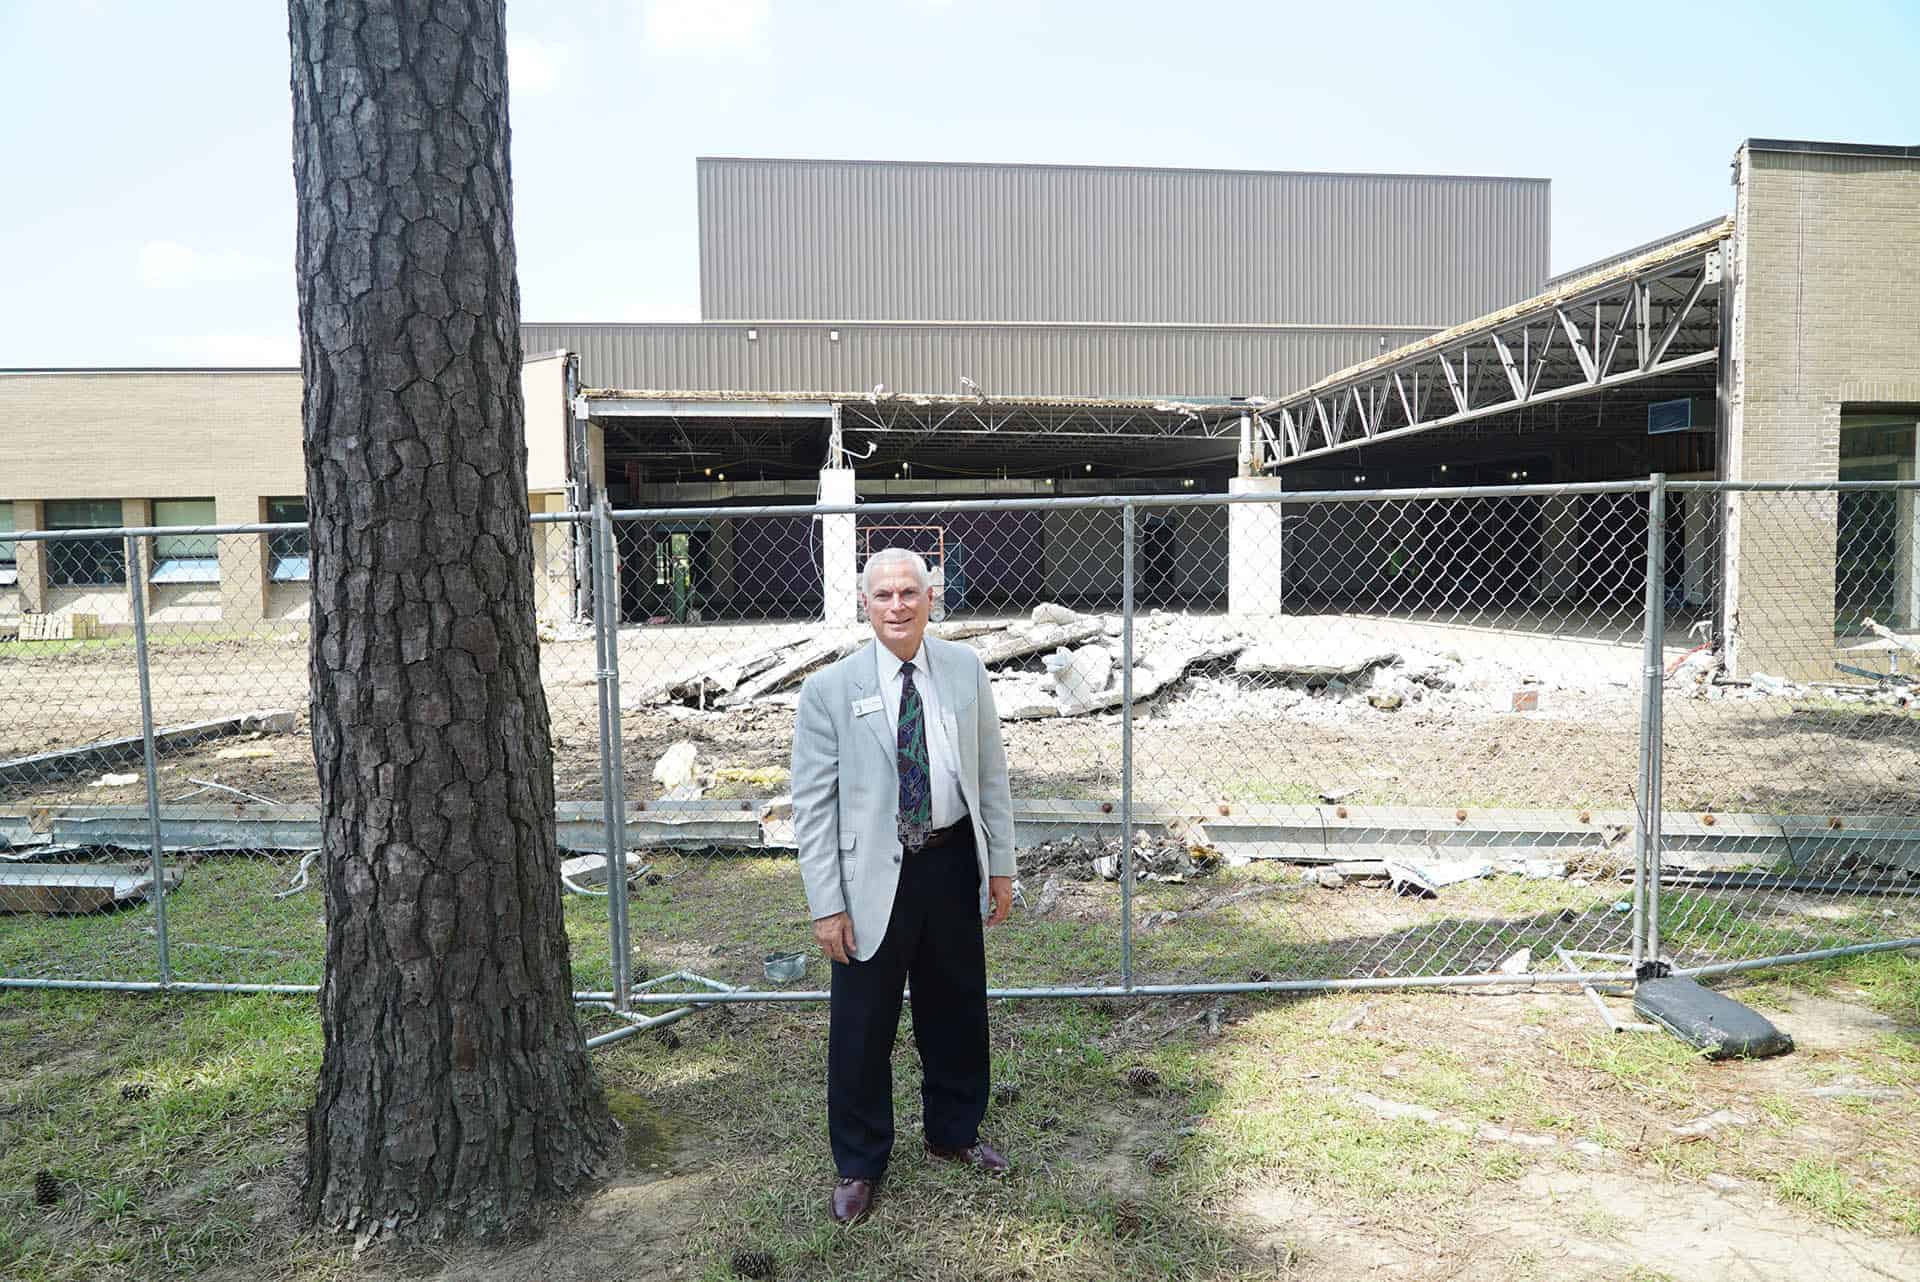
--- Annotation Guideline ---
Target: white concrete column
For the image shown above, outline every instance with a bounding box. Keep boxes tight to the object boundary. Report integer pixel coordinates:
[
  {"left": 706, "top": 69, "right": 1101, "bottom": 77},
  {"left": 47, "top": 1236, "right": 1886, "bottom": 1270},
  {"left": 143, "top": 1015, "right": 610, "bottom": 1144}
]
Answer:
[
  {"left": 819, "top": 468, "right": 858, "bottom": 626},
  {"left": 1228, "top": 476, "right": 1285, "bottom": 617},
  {"left": 1682, "top": 491, "right": 1712, "bottom": 607}
]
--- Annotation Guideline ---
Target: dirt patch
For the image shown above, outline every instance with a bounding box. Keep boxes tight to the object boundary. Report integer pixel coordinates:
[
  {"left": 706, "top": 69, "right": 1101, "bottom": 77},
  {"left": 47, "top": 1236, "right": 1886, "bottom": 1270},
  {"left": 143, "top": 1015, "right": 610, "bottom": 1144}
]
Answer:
[
  {"left": 1234, "top": 1170, "right": 1920, "bottom": 1282},
  {"left": 399, "top": 1170, "right": 720, "bottom": 1282},
  {"left": 1061, "top": 1102, "right": 1167, "bottom": 1202}
]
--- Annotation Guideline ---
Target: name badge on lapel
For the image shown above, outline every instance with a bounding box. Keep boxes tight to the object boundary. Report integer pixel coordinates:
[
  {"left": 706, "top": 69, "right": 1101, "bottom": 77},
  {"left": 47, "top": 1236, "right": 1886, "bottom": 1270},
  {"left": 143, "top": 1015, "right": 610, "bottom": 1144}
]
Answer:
[{"left": 852, "top": 695, "right": 883, "bottom": 717}]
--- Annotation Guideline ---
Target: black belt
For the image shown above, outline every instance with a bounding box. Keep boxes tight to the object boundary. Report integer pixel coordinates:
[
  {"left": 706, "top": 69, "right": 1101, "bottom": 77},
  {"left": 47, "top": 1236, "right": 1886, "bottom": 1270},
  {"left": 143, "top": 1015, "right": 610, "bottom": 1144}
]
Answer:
[{"left": 916, "top": 818, "right": 971, "bottom": 850}]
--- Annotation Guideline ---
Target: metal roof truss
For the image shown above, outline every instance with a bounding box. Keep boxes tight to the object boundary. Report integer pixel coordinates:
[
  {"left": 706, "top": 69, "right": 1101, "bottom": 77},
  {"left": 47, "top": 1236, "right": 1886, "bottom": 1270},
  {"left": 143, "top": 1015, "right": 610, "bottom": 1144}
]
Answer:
[{"left": 1262, "top": 243, "right": 1724, "bottom": 466}]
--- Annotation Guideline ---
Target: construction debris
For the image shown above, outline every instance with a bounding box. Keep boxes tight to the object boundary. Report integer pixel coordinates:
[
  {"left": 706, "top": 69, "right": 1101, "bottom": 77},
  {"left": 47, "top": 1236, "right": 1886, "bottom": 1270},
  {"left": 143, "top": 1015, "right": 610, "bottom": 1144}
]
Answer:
[
  {"left": 617, "top": 602, "right": 1596, "bottom": 726},
  {"left": 1384, "top": 857, "right": 1493, "bottom": 898},
  {"left": 0, "top": 710, "right": 297, "bottom": 789},
  {"left": 1235, "top": 644, "right": 1396, "bottom": 683},
  {"left": 652, "top": 741, "right": 699, "bottom": 789},
  {"left": 1026, "top": 827, "right": 1224, "bottom": 883},
  {"left": 0, "top": 862, "right": 186, "bottom": 914},
  {"left": 273, "top": 850, "right": 319, "bottom": 899}
]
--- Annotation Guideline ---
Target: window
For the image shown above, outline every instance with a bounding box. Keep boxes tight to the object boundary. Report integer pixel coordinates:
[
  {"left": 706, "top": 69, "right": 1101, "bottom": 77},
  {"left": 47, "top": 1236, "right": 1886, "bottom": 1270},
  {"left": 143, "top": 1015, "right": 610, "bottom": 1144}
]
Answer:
[
  {"left": 151, "top": 498, "right": 219, "bottom": 584},
  {"left": 266, "top": 497, "right": 309, "bottom": 582},
  {"left": 1838, "top": 414, "right": 1918, "bottom": 629},
  {"left": 45, "top": 499, "right": 125, "bottom": 586},
  {"left": 0, "top": 502, "right": 15, "bottom": 587}
]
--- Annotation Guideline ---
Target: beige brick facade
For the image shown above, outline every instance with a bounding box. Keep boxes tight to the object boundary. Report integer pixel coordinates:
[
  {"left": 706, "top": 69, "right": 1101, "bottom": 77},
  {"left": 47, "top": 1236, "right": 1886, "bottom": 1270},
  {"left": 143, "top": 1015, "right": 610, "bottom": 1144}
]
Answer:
[
  {"left": 1725, "top": 145, "right": 1920, "bottom": 679},
  {"left": 2, "top": 358, "right": 577, "bottom": 631}
]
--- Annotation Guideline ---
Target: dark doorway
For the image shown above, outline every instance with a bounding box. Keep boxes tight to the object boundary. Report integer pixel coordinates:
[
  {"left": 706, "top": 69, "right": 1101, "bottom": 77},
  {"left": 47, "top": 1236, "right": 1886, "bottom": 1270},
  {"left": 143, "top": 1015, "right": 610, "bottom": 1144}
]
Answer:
[
  {"left": 619, "top": 523, "right": 710, "bottom": 622},
  {"left": 1140, "top": 514, "right": 1177, "bottom": 606}
]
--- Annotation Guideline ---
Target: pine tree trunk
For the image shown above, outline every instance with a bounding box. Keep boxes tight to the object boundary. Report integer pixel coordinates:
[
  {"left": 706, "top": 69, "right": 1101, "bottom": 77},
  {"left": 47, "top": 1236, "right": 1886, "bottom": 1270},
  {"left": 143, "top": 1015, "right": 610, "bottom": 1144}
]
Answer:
[{"left": 288, "top": 0, "right": 614, "bottom": 1242}]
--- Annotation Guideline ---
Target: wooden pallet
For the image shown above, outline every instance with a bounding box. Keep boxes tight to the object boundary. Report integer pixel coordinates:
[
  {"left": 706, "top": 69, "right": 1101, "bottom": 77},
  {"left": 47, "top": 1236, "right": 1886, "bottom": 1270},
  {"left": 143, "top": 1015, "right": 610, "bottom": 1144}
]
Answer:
[{"left": 17, "top": 612, "right": 102, "bottom": 642}]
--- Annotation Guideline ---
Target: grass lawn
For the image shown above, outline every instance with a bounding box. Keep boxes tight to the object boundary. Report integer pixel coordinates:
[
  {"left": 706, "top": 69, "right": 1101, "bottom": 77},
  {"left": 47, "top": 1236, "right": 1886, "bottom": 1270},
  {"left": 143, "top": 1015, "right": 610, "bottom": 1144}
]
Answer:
[{"left": 2, "top": 854, "right": 1917, "bottom": 1281}]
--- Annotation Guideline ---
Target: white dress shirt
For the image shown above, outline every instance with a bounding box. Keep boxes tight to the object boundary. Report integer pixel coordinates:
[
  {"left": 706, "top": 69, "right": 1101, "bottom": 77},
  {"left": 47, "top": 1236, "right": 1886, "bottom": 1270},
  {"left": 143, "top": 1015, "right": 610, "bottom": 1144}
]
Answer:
[{"left": 876, "top": 642, "right": 967, "bottom": 829}]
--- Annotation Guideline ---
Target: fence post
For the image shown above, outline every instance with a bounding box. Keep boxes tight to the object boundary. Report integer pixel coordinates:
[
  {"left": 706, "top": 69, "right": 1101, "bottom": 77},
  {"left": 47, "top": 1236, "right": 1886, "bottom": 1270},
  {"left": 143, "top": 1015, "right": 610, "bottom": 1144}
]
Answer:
[
  {"left": 1632, "top": 475, "right": 1669, "bottom": 974},
  {"left": 589, "top": 502, "right": 633, "bottom": 1011},
  {"left": 1119, "top": 500, "right": 1136, "bottom": 991},
  {"left": 126, "top": 534, "right": 172, "bottom": 987}
]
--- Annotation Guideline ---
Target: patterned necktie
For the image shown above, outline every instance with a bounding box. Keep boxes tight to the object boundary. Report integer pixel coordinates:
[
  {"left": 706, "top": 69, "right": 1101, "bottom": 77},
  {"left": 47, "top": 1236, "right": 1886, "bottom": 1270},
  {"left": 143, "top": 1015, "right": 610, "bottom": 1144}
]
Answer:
[{"left": 896, "top": 661, "right": 933, "bottom": 851}]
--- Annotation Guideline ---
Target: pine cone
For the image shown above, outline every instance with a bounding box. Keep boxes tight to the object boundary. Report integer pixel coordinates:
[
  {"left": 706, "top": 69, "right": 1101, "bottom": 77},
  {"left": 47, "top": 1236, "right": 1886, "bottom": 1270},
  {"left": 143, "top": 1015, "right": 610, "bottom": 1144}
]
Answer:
[
  {"left": 1113, "top": 1200, "right": 1143, "bottom": 1239},
  {"left": 730, "top": 1248, "right": 775, "bottom": 1279},
  {"left": 992, "top": 1081, "right": 1021, "bottom": 1106},
  {"left": 120, "top": 1083, "right": 152, "bottom": 1102},
  {"left": 1124, "top": 1066, "right": 1162, "bottom": 1094},
  {"left": 34, "top": 1170, "right": 60, "bottom": 1207},
  {"left": 1145, "top": 1150, "right": 1174, "bottom": 1175}
]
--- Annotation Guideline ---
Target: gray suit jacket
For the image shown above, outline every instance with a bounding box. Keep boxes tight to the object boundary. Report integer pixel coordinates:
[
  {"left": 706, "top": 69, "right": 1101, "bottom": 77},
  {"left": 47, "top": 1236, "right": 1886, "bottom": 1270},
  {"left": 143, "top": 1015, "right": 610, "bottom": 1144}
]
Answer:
[{"left": 791, "top": 636, "right": 1016, "bottom": 962}]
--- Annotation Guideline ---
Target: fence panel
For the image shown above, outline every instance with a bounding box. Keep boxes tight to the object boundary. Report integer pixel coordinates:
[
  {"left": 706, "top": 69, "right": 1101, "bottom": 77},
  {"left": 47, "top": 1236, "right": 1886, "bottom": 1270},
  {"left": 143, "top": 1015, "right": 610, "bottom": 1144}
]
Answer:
[
  {"left": 127, "top": 527, "right": 318, "bottom": 988},
  {"left": 1658, "top": 482, "right": 1920, "bottom": 972},
  {"left": 0, "top": 533, "right": 168, "bottom": 986},
  {"left": 1118, "top": 486, "right": 1656, "bottom": 985}
]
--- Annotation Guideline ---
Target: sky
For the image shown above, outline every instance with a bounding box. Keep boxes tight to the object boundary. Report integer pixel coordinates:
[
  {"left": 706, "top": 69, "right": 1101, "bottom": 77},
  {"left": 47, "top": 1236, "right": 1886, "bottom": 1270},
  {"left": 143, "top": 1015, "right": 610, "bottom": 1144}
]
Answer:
[{"left": 1, "top": 0, "right": 1915, "bottom": 367}]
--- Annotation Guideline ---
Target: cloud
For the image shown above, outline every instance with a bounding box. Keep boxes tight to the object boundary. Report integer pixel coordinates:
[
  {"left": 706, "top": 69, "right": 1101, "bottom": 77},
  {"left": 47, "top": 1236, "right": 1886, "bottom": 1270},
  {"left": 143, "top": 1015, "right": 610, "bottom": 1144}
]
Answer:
[
  {"left": 508, "top": 32, "right": 568, "bottom": 94},
  {"left": 147, "top": 334, "right": 301, "bottom": 366},
  {"left": 642, "top": 0, "right": 770, "bottom": 59},
  {"left": 136, "top": 241, "right": 280, "bottom": 291}
]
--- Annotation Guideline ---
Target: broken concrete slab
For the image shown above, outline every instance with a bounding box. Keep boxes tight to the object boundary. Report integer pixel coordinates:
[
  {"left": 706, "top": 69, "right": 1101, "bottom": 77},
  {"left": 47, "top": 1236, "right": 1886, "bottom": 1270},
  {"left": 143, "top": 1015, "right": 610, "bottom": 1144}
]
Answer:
[
  {"left": 1235, "top": 644, "right": 1396, "bottom": 683},
  {"left": 628, "top": 638, "right": 796, "bottom": 707},
  {"left": 971, "top": 620, "right": 1107, "bottom": 667},
  {"left": 992, "top": 676, "right": 1058, "bottom": 721},
  {"left": 1048, "top": 644, "right": 1115, "bottom": 714},
  {"left": 718, "top": 634, "right": 865, "bottom": 707}
]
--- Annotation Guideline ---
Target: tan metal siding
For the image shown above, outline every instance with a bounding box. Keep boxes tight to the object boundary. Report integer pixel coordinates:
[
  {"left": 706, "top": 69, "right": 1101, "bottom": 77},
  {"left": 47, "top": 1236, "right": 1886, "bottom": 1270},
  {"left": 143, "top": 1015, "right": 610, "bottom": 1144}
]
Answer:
[
  {"left": 525, "top": 322, "right": 1416, "bottom": 402},
  {"left": 697, "top": 158, "right": 1548, "bottom": 326}
]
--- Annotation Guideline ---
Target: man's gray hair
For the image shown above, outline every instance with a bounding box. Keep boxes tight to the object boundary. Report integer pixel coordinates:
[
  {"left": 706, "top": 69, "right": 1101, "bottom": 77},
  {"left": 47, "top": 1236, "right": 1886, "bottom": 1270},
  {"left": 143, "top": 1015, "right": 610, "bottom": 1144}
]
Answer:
[{"left": 861, "top": 547, "right": 932, "bottom": 597}]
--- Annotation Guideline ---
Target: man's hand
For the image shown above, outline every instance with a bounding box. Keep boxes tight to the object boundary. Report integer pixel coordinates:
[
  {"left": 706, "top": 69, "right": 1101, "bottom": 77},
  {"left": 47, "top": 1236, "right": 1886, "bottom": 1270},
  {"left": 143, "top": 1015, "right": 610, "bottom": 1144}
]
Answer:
[
  {"left": 813, "top": 911, "right": 856, "bottom": 964},
  {"left": 985, "top": 875, "right": 1013, "bottom": 927}
]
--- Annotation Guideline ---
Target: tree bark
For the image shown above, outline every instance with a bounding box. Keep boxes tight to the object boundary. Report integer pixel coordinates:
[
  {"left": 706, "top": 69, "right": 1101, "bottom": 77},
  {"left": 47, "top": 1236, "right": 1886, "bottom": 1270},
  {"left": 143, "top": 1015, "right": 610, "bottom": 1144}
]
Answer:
[{"left": 288, "top": 0, "right": 614, "bottom": 1242}]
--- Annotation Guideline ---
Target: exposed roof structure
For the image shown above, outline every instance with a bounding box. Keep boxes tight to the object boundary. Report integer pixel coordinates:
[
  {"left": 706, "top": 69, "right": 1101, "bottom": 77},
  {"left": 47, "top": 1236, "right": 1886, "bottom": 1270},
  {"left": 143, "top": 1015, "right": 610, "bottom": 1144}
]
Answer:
[
  {"left": 1247, "top": 218, "right": 1732, "bottom": 466},
  {"left": 579, "top": 387, "right": 1240, "bottom": 473}
]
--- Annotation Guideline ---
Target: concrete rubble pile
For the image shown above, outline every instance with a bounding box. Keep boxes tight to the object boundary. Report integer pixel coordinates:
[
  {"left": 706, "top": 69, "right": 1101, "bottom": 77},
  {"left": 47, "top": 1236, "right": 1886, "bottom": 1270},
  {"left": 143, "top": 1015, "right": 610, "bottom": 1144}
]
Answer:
[
  {"left": 1020, "top": 822, "right": 1223, "bottom": 884},
  {"left": 626, "top": 602, "right": 1559, "bottom": 721}
]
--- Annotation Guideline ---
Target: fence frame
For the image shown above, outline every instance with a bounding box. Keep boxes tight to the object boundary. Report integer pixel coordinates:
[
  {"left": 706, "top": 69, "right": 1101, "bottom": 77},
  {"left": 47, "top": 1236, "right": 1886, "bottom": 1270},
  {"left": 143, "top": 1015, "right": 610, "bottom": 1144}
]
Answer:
[{"left": 5, "top": 478, "right": 1919, "bottom": 1024}]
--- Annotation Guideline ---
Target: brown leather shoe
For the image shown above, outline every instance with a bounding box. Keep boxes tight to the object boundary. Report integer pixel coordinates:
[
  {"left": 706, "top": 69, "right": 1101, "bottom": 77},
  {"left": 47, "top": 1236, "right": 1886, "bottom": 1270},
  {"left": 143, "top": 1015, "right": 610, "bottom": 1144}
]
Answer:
[
  {"left": 926, "top": 1138, "right": 1010, "bottom": 1175},
  {"left": 831, "top": 1177, "right": 877, "bottom": 1224}
]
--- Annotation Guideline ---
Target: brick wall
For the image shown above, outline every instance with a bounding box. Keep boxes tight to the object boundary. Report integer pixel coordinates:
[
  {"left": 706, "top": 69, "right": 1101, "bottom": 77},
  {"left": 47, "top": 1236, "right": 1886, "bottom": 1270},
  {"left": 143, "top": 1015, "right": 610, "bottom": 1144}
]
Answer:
[{"left": 1726, "top": 146, "right": 1920, "bottom": 679}]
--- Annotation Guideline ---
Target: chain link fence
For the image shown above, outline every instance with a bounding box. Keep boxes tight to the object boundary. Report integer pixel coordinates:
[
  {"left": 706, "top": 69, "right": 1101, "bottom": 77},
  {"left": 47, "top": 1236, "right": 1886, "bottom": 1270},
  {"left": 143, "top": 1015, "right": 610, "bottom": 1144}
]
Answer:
[
  {"left": 1658, "top": 482, "right": 1920, "bottom": 977},
  {"left": 3, "top": 480, "right": 1916, "bottom": 1027}
]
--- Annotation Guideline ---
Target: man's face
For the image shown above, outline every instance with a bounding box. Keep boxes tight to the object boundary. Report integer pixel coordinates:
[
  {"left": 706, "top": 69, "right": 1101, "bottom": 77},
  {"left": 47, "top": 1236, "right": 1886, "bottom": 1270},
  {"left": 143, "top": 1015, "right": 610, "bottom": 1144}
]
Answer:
[{"left": 864, "top": 561, "right": 932, "bottom": 658}]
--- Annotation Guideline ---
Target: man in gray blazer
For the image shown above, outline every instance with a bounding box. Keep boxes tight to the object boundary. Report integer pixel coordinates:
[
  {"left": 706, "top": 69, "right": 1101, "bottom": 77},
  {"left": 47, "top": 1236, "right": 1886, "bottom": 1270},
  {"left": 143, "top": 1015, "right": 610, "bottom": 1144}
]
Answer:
[{"left": 790, "top": 546, "right": 1017, "bottom": 1225}]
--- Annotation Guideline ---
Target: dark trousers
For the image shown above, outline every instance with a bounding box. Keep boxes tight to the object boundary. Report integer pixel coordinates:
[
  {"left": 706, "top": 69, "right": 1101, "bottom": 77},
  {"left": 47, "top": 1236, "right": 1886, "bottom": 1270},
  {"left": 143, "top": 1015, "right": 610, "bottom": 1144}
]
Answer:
[{"left": 828, "top": 825, "right": 989, "bottom": 1179}]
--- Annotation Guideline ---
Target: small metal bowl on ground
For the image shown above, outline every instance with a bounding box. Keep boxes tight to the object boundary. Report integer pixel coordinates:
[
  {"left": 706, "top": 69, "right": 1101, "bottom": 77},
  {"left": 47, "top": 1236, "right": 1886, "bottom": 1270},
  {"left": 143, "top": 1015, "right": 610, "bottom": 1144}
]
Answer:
[{"left": 764, "top": 950, "right": 807, "bottom": 983}]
